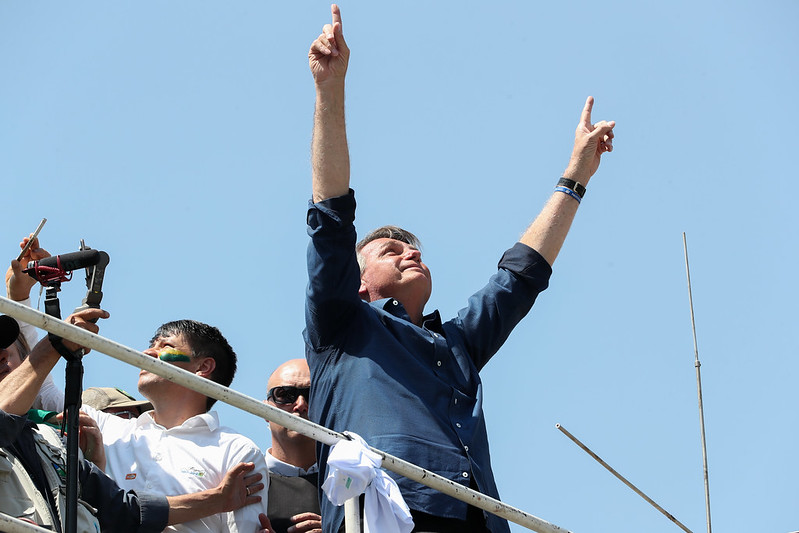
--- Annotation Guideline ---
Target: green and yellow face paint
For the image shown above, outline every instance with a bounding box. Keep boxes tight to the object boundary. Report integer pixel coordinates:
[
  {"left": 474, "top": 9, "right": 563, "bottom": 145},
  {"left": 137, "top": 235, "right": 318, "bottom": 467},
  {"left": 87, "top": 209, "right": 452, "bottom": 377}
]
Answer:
[{"left": 158, "top": 348, "right": 192, "bottom": 363}]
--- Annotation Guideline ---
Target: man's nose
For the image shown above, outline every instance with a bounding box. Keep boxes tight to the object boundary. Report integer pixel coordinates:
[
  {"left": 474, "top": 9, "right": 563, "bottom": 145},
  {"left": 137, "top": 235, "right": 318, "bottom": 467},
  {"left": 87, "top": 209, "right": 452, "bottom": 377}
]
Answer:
[
  {"left": 404, "top": 249, "right": 421, "bottom": 261},
  {"left": 294, "top": 394, "right": 309, "bottom": 415},
  {"left": 143, "top": 347, "right": 158, "bottom": 357}
]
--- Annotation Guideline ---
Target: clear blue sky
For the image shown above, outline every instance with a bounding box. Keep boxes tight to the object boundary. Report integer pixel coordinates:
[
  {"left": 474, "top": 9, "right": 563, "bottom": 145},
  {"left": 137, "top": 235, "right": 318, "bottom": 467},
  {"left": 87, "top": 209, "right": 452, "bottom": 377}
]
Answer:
[{"left": 1, "top": 2, "right": 796, "bottom": 532}]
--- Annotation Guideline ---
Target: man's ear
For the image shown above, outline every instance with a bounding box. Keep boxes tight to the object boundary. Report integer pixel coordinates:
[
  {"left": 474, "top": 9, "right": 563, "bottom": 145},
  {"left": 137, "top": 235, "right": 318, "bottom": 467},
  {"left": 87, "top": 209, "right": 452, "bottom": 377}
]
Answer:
[
  {"left": 195, "top": 357, "right": 216, "bottom": 379},
  {"left": 358, "top": 278, "right": 370, "bottom": 302}
]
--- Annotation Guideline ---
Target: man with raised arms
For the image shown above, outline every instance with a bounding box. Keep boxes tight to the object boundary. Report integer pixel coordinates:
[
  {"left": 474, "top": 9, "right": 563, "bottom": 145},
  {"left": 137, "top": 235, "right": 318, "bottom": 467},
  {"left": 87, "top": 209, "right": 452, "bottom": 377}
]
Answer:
[{"left": 304, "top": 5, "right": 616, "bottom": 532}]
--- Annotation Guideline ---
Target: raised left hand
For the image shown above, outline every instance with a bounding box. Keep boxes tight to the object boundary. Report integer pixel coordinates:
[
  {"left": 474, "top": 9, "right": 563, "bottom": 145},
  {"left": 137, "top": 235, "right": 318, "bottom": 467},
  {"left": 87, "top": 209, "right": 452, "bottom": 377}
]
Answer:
[{"left": 563, "top": 96, "right": 615, "bottom": 185}]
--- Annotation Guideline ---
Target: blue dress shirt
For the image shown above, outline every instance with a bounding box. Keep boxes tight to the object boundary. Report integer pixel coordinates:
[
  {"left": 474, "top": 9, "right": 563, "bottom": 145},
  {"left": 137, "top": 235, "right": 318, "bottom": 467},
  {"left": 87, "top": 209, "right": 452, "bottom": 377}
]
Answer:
[{"left": 304, "top": 190, "right": 552, "bottom": 533}]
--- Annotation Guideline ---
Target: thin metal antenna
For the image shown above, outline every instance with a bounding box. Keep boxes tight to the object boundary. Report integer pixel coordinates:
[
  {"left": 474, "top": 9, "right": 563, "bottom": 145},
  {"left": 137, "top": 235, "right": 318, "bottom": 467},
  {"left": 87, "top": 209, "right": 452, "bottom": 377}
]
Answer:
[
  {"left": 683, "top": 232, "right": 712, "bottom": 533},
  {"left": 556, "top": 424, "right": 693, "bottom": 533}
]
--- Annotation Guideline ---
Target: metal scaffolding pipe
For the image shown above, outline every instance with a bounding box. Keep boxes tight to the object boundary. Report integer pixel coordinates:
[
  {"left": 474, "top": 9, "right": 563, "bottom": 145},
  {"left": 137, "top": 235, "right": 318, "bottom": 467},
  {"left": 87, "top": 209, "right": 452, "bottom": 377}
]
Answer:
[
  {"left": 0, "top": 296, "right": 570, "bottom": 533},
  {"left": 0, "top": 513, "right": 54, "bottom": 533}
]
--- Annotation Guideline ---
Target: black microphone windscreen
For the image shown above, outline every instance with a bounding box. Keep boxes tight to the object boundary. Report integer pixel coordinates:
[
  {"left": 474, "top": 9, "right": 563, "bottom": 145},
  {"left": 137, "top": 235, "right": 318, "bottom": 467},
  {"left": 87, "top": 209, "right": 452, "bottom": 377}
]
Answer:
[{"left": 29, "top": 250, "right": 101, "bottom": 272}]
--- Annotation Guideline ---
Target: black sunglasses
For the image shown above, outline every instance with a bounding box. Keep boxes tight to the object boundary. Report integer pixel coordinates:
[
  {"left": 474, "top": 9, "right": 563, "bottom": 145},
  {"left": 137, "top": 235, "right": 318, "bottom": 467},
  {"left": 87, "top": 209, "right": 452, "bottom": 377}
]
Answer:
[{"left": 267, "top": 386, "right": 311, "bottom": 405}]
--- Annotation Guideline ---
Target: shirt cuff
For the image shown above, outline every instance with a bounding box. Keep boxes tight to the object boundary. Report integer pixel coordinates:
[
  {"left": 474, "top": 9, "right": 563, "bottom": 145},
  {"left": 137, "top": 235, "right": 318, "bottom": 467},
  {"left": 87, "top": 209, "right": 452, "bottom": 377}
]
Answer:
[
  {"left": 135, "top": 491, "right": 170, "bottom": 533},
  {"left": 307, "top": 189, "right": 357, "bottom": 231},
  {"left": 498, "top": 242, "right": 553, "bottom": 291}
]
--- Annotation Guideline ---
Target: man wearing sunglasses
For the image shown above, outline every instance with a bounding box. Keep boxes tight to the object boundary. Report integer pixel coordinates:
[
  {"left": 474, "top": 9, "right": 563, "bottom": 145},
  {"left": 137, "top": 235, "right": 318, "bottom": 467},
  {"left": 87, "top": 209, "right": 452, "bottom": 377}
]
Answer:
[
  {"left": 306, "top": 5, "right": 615, "bottom": 533},
  {"left": 263, "top": 359, "right": 321, "bottom": 533}
]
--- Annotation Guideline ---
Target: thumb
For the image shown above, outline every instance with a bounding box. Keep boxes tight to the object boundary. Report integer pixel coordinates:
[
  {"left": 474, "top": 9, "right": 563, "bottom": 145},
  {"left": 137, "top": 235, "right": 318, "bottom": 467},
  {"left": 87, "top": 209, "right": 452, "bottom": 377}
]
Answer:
[{"left": 10, "top": 259, "right": 24, "bottom": 275}]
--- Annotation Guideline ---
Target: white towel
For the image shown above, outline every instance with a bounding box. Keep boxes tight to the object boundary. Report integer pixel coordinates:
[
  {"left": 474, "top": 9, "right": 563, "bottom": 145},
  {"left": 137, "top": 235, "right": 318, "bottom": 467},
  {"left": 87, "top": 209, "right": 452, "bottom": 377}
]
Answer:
[{"left": 322, "top": 432, "right": 414, "bottom": 533}]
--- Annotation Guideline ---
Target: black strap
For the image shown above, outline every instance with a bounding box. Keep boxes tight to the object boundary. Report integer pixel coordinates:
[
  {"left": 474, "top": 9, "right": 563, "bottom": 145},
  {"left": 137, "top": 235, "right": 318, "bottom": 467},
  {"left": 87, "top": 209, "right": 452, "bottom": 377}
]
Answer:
[{"left": 48, "top": 333, "right": 84, "bottom": 361}]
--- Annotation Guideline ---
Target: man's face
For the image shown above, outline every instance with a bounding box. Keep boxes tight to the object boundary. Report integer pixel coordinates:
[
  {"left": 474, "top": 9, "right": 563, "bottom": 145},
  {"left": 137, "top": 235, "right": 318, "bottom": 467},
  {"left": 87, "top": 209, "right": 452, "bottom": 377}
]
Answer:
[
  {"left": 358, "top": 238, "right": 432, "bottom": 305},
  {"left": 103, "top": 406, "right": 141, "bottom": 419},
  {"left": 0, "top": 345, "right": 23, "bottom": 383},
  {"left": 139, "top": 333, "right": 201, "bottom": 397},
  {"left": 266, "top": 361, "right": 312, "bottom": 440}
]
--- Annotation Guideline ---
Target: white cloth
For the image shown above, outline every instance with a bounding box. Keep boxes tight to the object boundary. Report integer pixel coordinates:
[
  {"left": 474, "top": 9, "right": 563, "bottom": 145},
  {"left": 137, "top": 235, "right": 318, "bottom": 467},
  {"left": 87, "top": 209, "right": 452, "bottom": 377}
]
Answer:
[
  {"left": 264, "top": 449, "right": 318, "bottom": 477},
  {"left": 17, "top": 297, "right": 38, "bottom": 351},
  {"left": 322, "top": 433, "right": 413, "bottom": 533},
  {"left": 84, "top": 406, "right": 270, "bottom": 533}
]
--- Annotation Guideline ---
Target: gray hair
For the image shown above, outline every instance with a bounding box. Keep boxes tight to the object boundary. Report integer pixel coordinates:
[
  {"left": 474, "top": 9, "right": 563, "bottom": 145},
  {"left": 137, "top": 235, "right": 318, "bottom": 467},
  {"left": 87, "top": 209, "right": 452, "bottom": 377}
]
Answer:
[{"left": 356, "top": 225, "right": 422, "bottom": 272}]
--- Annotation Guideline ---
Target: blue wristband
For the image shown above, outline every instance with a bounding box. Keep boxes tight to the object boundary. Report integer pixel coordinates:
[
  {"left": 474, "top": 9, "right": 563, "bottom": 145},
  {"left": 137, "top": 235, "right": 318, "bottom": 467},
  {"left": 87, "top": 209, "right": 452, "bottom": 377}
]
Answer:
[{"left": 554, "top": 186, "right": 582, "bottom": 204}]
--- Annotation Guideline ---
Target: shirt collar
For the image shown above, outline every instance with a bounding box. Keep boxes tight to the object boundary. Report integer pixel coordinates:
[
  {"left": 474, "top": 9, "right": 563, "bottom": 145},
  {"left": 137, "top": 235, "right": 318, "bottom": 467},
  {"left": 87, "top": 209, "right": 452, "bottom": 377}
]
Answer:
[
  {"left": 421, "top": 309, "right": 443, "bottom": 332},
  {"left": 135, "top": 410, "right": 219, "bottom": 431},
  {"left": 265, "top": 449, "right": 319, "bottom": 476},
  {"left": 373, "top": 299, "right": 444, "bottom": 334}
]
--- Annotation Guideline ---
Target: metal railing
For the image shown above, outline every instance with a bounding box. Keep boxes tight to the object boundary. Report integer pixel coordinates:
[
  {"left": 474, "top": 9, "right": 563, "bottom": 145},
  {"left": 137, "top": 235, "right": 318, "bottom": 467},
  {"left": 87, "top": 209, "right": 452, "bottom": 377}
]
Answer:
[{"left": 0, "top": 295, "right": 572, "bottom": 533}]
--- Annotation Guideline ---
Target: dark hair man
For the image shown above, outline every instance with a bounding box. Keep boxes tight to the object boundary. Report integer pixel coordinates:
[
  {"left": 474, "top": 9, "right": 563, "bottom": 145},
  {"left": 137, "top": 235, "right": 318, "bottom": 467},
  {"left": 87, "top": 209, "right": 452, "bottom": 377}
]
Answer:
[
  {"left": 6, "top": 235, "right": 271, "bottom": 533},
  {"left": 0, "top": 311, "right": 267, "bottom": 532}
]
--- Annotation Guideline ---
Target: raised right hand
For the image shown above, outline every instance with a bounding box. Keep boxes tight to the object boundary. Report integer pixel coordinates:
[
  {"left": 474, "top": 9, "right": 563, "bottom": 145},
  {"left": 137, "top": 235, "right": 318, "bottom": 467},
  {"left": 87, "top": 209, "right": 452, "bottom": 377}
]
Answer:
[
  {"left": 6, "top": 235, "right": 50, "bottom": 301},
  {"left": 308, "top": 4, "right": 349, "bottom": 87}
]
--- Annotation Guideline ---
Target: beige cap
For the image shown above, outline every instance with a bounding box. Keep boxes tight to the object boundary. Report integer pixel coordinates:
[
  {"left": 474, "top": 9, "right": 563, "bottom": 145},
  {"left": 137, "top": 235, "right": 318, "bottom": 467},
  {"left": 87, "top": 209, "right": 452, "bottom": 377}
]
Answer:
[{"left": 82, "top": 387, "right": 153, "bottom": 413}]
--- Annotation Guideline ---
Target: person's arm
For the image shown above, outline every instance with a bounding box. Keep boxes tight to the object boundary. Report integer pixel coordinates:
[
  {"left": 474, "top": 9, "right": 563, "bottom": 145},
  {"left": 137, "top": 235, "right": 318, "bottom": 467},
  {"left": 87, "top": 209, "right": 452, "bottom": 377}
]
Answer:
[
  {"left": 6, "top": 234, "right": 50, "bottom": 302},
  {"left": 6, "top": 235, "right": 49, "bottom": 354},
  {"left": 79, "top": 458, "right": 264, "bottom": 532},
  {"left": 305, "top": 5, "right": 363, "bottom": 349},
  {"left": 0, "top": 307, "right": 108, "bottom": 415},
  {"left": 165, "top": 462, "right": 265, "bottom": 526},
  {"left": 6, "top": 235, "right": 66, "bottom": 412},
  {"left": 310, "top": 3, "right": 350, "bottom": 203},
  {"left": 519, "top": 96, "right": 615, "bottom": 265}
]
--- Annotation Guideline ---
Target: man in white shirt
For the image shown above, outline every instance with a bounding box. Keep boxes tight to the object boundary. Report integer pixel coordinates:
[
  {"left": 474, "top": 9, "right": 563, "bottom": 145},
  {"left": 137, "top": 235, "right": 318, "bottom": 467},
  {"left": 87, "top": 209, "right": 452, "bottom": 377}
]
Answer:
[
  {"left": 7, "top": 236, "right": 271, "bottom": 533},
  {"left": 83, "top": 318, "right": 270, "bottom": 533},
  {"left": 263, "top": 359, "right": 321, "bottom": 533}
]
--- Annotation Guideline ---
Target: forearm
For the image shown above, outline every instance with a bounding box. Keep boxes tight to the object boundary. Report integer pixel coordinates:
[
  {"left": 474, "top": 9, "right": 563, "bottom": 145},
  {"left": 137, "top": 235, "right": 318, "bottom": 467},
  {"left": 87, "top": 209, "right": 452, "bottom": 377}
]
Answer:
[
  {"left": 312, "top": 82, "right": 350, "bottom": 203},
  {"left": 166, "top": 489, "right": 225, "bottom": 526},
  {"left": 0, "top": 339, "right": 60, "bottom": 415},
  {"left": 519, "top": 189, "right": 580, "bottom": 267}
]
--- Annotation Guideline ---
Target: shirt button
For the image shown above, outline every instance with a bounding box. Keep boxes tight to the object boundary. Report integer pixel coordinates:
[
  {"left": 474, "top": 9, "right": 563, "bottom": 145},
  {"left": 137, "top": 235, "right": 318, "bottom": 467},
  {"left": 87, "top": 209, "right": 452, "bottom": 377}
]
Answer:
[
  {"left": 436, "top": 361, "right": 442, "bottom": 367},
  {"left": 392, "top": 300, "right": 398, "bottom": 306},
  {"left": 454, "top": 398, "right": 458, "bottom": 405},
  {"left": 456, "top": 423, "right": 462, "bottom": 428},
  {"left": 462, "top": 472, "right": 469, "bottom": 478},
  {"left": 464, "top": 446, "right": 469, "bottom": 452}
]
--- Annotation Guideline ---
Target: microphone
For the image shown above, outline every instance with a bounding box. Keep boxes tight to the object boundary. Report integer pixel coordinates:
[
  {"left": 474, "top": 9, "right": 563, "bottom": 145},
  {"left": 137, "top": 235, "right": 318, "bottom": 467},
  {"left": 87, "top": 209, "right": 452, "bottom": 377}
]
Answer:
[
  {"left": 24, "top": 250, "right": 101, "bottom": 284},
  {"left": 27, "top": 250, "right": 100, "bottom": 272}
]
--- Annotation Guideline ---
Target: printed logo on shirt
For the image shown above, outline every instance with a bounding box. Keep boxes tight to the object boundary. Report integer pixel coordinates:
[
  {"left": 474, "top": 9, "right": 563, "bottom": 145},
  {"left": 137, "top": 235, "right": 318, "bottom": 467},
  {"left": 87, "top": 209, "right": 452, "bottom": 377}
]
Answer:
[
  {"left": 125, "top": 473, "right": 137, "bottom": 480},
  {"left": 181, "top": 466, "right": 207, "bottom": 478}
]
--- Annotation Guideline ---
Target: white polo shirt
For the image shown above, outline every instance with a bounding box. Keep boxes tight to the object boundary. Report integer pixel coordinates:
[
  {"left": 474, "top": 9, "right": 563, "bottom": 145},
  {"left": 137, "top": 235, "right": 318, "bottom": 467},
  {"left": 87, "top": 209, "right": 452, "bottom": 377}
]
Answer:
[{"left": 84, "top": 406, "right": 269, "bottom": 533}]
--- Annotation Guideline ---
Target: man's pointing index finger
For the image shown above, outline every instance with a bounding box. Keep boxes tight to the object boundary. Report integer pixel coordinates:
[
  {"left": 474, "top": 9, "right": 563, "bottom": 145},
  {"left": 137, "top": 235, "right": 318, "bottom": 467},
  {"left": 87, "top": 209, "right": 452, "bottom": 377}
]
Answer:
[{"left": 580, "top": 96, "right": 595, "bottom": 128}]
